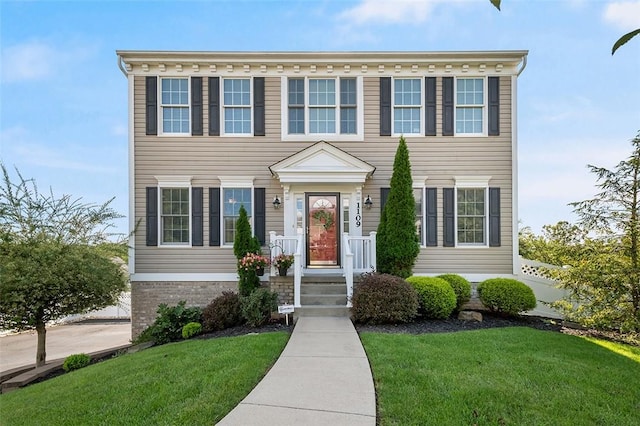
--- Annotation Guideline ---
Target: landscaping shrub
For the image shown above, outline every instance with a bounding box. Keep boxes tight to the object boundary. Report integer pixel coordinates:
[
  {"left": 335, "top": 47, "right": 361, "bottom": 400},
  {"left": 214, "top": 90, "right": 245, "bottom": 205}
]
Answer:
[
  {"left": 63, "top": 353, "right": 91, "bottom": 372},
  {"left": 203, "top": 291, "right": 244, "bottom": 332},
  {"left": 241, "top": 288, "right": 278, "bottom": 327},
  {"left": 148, "top": 301, "right": 203, "bottom": 344},
  {"left": 406, "top": 276, "right": 457, "bottom": 319},
  {"left": 436, "top": 274, "right": 472, "bottom": 310},
  {"left": 478, "top": 278, "right": 537, "bottom": 316},
  {"left": 351, "top": 273, "right": 418, "bottom": 324},
  {"left": 181, "top": 322, "right": 202, "bottom": 339}
]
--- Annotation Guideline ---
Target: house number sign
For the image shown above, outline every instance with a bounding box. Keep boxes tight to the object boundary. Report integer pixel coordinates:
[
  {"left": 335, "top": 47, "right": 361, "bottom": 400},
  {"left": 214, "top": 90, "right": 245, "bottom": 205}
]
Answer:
[{"left": 355, "top": 202, "right": 362, "bottom": 228}]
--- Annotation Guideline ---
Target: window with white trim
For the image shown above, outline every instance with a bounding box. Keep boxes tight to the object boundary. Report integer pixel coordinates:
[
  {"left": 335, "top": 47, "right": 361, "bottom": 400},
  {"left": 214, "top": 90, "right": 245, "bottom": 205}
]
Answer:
[
  {"left": 286, "top": 77, "right": 360, "bottom": 137},
  {"left": 414, "top": 188, "right": 424, "bottom": 245},
  {"left": 394, "top": 78, "right": 422, "bottom": 134},
  {"left": 161, "top": 188, "right": 190, "bottom": 245},
  {"left": 222, "top": 187, "right": 252, "bottom": 245},
  {"left": 456, "top": 78, "right": 484, "bottom": 134},
  {"left": 161, "top": 78, "right": 190, "bottom": 134},
  {"left": 456, "top": 187, "right": 487, "bottom": 245},
  {"left": 223, "top": 79, "right": 252, "bottom": 134}
]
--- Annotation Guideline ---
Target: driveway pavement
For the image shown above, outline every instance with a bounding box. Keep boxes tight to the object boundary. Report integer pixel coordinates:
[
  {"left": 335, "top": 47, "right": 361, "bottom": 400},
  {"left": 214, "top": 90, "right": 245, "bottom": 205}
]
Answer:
[{"left": 0, "top": 320, "right": 132, "bottom": 372}]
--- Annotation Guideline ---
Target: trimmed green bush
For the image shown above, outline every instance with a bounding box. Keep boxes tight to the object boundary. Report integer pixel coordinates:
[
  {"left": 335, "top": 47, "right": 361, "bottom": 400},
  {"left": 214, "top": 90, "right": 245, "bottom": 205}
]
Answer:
[
  {"left": 141, "top": 301, "right": 203, "bottom": 345},
  {"left": 351, "top": 273, "right": 419, "bottom": 324},
  {"left": 406, "top": 276, "right": 457, "bottom": 319},
  {"left": 181, "top": 322, "right": 202, "bottom": 339},
  {"left": 203, "top": 291, "right": 244, "bottom": 332},
  {"left": 478, "top": 278, "right": 537, "bottom": 316},
  {"left": 241, "top": 288, "right": 278, "bottom": 327},
  {"left": 436, "top": 274, "right": 472, "bottom": 310},
  {"left": 63, "top": 353, "right": 91, "bottom": 372}
]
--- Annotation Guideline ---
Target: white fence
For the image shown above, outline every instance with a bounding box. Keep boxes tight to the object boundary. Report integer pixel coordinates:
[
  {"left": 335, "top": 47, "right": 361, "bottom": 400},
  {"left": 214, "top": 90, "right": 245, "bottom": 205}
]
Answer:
[{"left": 518, "top": 257, "right": 567, "bottom": 319}]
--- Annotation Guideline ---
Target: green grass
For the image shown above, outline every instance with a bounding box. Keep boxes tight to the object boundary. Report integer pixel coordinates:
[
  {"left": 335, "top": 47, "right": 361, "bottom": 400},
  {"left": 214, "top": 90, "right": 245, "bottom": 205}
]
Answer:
[
  {"left": 361, "top": 327, "right": 640, "bottom": 425},
  {"left": 0, "top": 332, "right": 289, "bottom": 425}
]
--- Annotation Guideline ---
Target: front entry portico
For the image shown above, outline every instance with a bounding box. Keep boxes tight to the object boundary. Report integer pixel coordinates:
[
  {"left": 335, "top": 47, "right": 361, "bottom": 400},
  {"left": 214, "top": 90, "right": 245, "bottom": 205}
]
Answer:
[{"left": 269, "top": 140, "right": 376, "bottom": 273}]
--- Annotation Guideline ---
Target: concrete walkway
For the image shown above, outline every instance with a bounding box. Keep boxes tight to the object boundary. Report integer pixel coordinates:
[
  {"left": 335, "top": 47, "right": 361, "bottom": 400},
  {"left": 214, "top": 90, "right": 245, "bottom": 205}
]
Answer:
[{"left": 218, "top": 316, "right": 376, "bottom": 425}]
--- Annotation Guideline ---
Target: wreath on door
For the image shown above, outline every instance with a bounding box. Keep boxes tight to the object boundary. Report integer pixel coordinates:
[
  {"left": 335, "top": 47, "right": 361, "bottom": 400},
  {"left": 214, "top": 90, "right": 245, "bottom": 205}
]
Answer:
[{"left": 312, "top": 209, "right": 335, "bottom": 231}]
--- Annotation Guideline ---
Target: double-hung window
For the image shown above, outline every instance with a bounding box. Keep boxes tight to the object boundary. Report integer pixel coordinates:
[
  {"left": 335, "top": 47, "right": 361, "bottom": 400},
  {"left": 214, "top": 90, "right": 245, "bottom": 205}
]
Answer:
[
  {"left": 414, "top": 187, "right": 424, "bottom": 245},
  {"left": 161, "top": 187, "right": 190, "bottom": 245},
  {"left": 393, "top": 79, "right": 421, "bottom": 135},
  {"left": 285, "top": 77, "right": 361, "bottom": 139},
  {"left": 161, "top": 78, "right": 190, "bottom": 134},
  {"left": 222, "top": 187, "right": 252, "bottom": 245},
  {"left": 456, "top": 187, "right": 487, "bottom": 245},
  {"left": 456, "top": 78, "right": 485, "bottom": 135},
  {"left": 223, "top": 79, "right": 252, "bottom": 134}
]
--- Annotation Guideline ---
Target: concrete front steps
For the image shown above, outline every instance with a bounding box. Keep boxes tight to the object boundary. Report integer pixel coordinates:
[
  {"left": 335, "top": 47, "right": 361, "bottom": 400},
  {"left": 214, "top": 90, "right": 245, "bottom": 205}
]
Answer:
[{"left": 296, "top": 276, "right": 351, "bottom": 318}]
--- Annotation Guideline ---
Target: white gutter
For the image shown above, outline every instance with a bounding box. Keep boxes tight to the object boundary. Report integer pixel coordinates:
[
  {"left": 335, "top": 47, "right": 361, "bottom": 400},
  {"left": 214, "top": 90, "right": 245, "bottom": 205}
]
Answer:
[
  {"left": 117, "top": 54, "right": 128, "bottom": 77},
  {"left": 517, "top": 53, "right": 528, "bottom": 76}
]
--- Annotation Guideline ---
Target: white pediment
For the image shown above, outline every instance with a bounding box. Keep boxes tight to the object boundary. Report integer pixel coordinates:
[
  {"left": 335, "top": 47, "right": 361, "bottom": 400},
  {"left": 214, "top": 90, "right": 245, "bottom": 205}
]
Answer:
[{"left": 269, "top": 141, "right": 375, "bottom": 183}]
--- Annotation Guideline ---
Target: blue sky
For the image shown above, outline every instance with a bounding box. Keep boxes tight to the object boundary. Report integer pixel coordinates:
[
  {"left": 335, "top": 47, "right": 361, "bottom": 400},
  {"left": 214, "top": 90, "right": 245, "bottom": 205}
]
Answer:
[{"left": 1, "top": 0, "right": 639, "bottom": 237}]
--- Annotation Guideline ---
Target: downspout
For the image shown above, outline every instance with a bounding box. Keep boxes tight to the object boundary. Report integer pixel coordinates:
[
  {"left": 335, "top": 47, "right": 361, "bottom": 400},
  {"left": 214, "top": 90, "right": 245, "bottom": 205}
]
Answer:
[
  {"left": 117, "top": 54, "right": 128, "bottom": 77},
  {"left": 517, "top": 53, "right": 528, "bottom": 77}
]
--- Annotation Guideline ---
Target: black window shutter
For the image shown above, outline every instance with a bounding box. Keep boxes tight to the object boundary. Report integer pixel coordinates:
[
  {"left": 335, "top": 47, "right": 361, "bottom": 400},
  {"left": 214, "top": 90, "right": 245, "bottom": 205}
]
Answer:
[
  {"left": 488, "top": 77, "right": 500, "bottom": 136},
  {"left": 379, "top": 77, "right": 391, "bottom": 136},
  {"left": 380, "top": 187, "right": 391, "bottom": 215},
  {"left": 489, "top": 187, "right": 501, "bottom": 247},
  {"left": 425, "top": 77, "right": 436, "bottom": 136},
  {"left": 192, "top": 187, "right": 203, "bottom": 246},
  {"left": 254, "top": 188, "right": 266, "bottom": 246},
  {"left": 146, "top": 187, "right": 158, "bottom": 246},
  {"left": 425, "top": 187, "right": 437, "bottom": 246},
  {"left": 145, "top": 77, "right": 157, "bottom": 136},
  {"left": 254, "top": 77, "right": 265, "bottom": 136},
  {"left": 443, "top": 187, "right": 455, "bottom": 247},
  {"left": 208, "top": 77, "right": 220, "bottom": 136},
  {"left": 191, "top": 77, "right": 203, "bottom": 136},
  {"left": 209, "top": 187, "right": 221, "bottom": 246},
  {"left": 442, "top": 77, "right": 454, "bottom": 136}
]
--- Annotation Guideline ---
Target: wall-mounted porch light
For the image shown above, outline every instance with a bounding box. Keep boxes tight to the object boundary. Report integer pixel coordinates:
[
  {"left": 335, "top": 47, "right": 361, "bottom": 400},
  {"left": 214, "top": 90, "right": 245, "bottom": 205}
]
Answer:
[
  {"left": 364, "top": 195, "right": 373, "bottom": 209},
  {"left": 272, "top": 195, "right": 281, "bottom": 209}
]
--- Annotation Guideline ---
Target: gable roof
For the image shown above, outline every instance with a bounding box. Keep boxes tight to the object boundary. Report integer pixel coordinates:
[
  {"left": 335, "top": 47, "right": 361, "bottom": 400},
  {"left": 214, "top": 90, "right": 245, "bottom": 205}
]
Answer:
[{"left": 269, "top": 141, "right": 375, "bottom": 184}]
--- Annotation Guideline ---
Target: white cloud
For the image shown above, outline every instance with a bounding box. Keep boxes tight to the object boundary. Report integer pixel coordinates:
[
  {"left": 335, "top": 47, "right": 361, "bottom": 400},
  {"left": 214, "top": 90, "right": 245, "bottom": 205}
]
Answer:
[
  {"left": 604, "top": 1, "right": 640, "bottom": 30},
  {"left": 1, "top": 39, "right": 98, "bottom": 84},
  {"left": 337, "top": 0, "right": 438, "bottom": 26},
  {"left": 0, "top": 41, "right": 56, "bottom": 83}
]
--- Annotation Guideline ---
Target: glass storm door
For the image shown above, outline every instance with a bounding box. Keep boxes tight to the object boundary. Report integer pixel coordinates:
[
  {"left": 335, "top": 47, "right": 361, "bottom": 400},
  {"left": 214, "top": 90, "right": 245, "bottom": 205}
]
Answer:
[{"left": 306, "top": 194, "right": 340, "bottom": 267}]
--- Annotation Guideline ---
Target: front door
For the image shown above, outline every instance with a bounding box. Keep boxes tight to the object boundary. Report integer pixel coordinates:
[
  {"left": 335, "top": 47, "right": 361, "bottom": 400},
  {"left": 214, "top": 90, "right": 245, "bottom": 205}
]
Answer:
[{"left": 306, "top": 193, "right": 340, "bottom": 267}]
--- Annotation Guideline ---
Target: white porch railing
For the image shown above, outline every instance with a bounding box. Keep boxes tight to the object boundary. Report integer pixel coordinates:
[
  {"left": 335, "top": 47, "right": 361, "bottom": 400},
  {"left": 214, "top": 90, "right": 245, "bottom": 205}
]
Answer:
[
  {"left": 343, "top": 231, "right": 377, "bottom": 307},
  {"left": 269, "top": 231, "right": 376, "bottom": 309},
  {"left": 269, "top": 231, "right": 304, "bottom": 307}
]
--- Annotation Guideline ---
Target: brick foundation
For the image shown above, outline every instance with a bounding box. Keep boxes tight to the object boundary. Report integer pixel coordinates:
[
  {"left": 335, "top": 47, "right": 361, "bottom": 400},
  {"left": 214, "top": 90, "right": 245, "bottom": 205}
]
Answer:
[
  {"left": 270, "top": 276, "right": 294, "bottom": 305},
  {"left": 131, "top": 281, "right": 237, "bottom": 338}
]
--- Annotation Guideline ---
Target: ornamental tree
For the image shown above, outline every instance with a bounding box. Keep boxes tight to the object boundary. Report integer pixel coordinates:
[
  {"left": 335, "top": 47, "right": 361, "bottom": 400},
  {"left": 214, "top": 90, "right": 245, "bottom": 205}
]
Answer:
[
  {"left": 0, "top": 164, "right": 127, "bottom": 367},
  {"left": 376, "top": 136, "right": 420, "bottom": 278},
  {"left": 233, "top": 205, "right": 261, "bottom": 296}
]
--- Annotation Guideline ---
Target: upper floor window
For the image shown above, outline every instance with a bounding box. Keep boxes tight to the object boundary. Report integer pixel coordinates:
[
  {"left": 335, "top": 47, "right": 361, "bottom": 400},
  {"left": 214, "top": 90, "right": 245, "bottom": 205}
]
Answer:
[
  {"left": 284, "top": 77, "right": 361, "bottom": 140},
  {"left": 161, "top": 187, "right": 190, "bottom": 245},
  {"left": 394, "top": 79, "right": 422, "bottom": 135},
  {"left": 456, "top": 187, "right": 486, "bottom": 245},
  {"left": 223, "top": 79, "right": 252, "bottom": 134},
  {"left": 456, "top": 78, "right": 484, "bottom": 135},
  {"left": 161, "top": 78, "right": 190, "bottom": 134},
  {"left": 223, "top": 187, "right": 252, "bottom": 245}
]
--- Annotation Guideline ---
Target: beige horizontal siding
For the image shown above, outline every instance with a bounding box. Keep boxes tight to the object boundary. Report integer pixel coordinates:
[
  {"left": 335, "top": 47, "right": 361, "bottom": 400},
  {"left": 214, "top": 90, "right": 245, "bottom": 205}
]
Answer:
[{"left": 133, "top": 75, "right": 514, "bottom": 275}]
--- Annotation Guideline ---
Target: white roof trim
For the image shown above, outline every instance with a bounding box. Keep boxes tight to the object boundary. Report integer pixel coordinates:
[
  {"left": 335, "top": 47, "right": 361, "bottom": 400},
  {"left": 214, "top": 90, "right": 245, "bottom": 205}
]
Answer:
[{"left": 269, "top": 141, "right": 375, "bottom": 184}]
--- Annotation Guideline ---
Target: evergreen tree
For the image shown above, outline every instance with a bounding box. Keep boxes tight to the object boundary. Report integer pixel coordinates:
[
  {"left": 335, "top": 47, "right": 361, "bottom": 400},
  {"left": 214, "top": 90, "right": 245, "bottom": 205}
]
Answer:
[
  {"left": 376, "top": 136, "right": 420, "bottom": 278},
  {"left": 233, "top": 205, "right": 261, "bottom": 296}
]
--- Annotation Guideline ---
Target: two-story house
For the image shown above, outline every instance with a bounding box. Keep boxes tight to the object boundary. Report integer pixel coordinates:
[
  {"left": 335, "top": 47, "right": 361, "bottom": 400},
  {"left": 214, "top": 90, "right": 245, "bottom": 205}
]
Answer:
[{"left": 117, "top": 51, "right": 528, "bottom": 336}]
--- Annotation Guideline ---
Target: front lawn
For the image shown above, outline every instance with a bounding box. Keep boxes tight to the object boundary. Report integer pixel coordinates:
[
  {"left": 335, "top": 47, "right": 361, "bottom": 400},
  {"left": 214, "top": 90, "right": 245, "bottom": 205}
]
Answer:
[
  {"left": 361, "top": 327, "right": 640, "bottom": 425},
  {"left": 0, "top": 332, "right": 289, "bottom": 425}
]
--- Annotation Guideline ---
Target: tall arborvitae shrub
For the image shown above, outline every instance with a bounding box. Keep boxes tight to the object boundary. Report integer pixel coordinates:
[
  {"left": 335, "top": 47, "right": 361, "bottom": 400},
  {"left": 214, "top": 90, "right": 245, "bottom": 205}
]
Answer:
[
  {"left": 233, "top": 205, "right": 261, "bottom": 296},
  {"left": 376, "top": 136, "right": 420, "bottom": 278}
]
